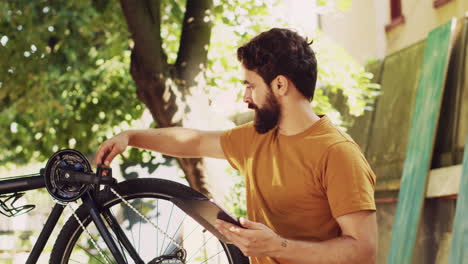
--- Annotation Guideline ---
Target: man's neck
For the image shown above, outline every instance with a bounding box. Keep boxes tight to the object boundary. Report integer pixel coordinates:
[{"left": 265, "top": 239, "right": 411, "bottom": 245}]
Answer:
[{"left": 277, "top": 101, "right": 320, "bottom": 136}]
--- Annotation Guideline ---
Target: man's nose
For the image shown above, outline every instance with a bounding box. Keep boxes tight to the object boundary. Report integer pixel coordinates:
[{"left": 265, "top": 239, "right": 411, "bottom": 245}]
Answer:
[{"left": 243, "top": 90, "right": 252, "bottom": 104}]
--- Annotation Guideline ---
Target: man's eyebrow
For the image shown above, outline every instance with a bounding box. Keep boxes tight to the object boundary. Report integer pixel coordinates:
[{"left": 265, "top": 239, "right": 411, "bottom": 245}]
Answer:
[{"left": 242, "top": 80, "right": 251, "bottom": 85}]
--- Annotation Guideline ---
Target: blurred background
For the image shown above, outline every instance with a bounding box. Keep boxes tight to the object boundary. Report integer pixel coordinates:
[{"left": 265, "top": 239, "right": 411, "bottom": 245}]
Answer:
[{"left": 0, "top": 0, "right": 467, "bottom": 263}]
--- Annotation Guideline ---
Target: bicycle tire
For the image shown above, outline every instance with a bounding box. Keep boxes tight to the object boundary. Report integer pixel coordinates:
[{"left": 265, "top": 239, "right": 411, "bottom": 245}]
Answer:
[{"left": 50, "top": 178, "right": 249, "bottom": 264}]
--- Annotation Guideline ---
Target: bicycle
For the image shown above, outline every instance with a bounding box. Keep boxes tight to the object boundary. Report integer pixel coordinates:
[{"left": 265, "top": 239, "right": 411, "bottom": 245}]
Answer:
[{"left": 0, "top": 149, "right": 248, "bottom": 264}]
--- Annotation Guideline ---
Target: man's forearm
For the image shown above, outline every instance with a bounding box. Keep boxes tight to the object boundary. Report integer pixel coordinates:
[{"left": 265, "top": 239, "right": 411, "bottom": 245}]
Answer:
[
  {"left": 124, "top": 127, "right": 202, "bottom": 158},
  {"left": 274, "top": 235, "right": 376, "bottom": 264}
]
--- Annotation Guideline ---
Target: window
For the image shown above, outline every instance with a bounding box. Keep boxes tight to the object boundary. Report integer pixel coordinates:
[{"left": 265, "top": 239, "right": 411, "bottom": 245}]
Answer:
[
  {"left": 433, "top": 0, "right": 454, "bottom": 8},
  {"left": 385, "top": 0, "right": 405, "bottom": 32}
]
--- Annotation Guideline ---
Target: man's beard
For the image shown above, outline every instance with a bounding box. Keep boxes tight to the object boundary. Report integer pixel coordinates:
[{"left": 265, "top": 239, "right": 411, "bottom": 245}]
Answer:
[{"left": 249, "top": 91, "right": 281, "bottom": 134}]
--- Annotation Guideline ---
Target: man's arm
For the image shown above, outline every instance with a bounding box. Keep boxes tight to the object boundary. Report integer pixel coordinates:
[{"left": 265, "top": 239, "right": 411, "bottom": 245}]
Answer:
[
  {"left": 275, "top": 210, "right": 377, "bottom": 263},
  {"left": 215, "top": 210, "right": 377, "bottom": 264},
  {"left": 94, "top": 127, "right": 225, "bottom": 165}
]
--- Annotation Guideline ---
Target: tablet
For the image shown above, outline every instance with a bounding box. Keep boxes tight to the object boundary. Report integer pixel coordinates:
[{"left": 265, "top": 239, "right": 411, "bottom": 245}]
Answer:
[{"left": 171, "top": 197, "right": 242, "bottom": 244}]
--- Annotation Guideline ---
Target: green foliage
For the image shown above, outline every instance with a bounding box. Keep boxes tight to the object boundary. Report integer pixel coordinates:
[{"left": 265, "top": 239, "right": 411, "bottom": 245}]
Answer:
[
  {"left": 0, "top": 0, "right": 378, "bottom": 214},
  {"left": 317, "top": 0, "right": 352, "bottom": 12},
  {"left": 0, "top": 1, "right": 144, "bottom": 166},
  {"left": 0, "top": 0, "right": 376, "bottom": 213},
  {"left": 161, "top": 0, "right": 186, "bottom": 63},
  {"left": 0, "top": 0, "right": 282, "bottom": 169},
  {"left": 0, "top": 0, "right": 372, "bottom": 168},
  {"left": 224, "top": 168, "right": 247, "bottom": 218},
  {"left": 197, "top": 0, "right": 379, "bottom": 124},
  {"left": 0, "top": 0, "right": 382, "bottom": 261},
  {"left": 314, "top": 32, "right": 380, "bottom": 117}
]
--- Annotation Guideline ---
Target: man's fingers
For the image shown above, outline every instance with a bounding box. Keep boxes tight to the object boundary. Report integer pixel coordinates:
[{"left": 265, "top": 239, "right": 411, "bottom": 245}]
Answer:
[
  {"left": 218, "top": 225, "right": 249, "bottom": 245},
  {"left": 94, "top": 144, "right": 106, "bottom": 165},
  {"left": 94, "top": 142, "right": 112, "bottom": 165},
  {"left": 218, "top": 227, "right": 262, "bottom": 257},
  {"left": 104, "top": 144, "right": 120, "bottom": 166},
  {"left": 239, "top": 217, "right": 265, "bottom": 230},
  {"left": 216, "top": 220, "right": 255, "bottom": 240}
]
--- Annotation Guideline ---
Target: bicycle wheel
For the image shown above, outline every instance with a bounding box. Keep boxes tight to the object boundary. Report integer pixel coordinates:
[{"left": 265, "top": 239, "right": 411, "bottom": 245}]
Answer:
[{"left": 50, "top": 178, "right": 248, "bottom": 264}]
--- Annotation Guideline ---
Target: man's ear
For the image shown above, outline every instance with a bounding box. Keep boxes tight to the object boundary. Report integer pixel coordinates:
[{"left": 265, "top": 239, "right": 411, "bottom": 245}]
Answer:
[{"left": 273, "top": 75, "right": 289, "bottom": 96}]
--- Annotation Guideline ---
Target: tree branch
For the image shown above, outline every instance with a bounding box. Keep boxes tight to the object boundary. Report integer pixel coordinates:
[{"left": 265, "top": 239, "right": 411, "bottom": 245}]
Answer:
[
  {"left": 175, "top": 0, "right": 213, "bottom": 88},
  {"left": 120, "top": 0, "right": 167, "bottom": 74},
  {"left": 119, "top": 0, "right": 210, "bottom": 196}
]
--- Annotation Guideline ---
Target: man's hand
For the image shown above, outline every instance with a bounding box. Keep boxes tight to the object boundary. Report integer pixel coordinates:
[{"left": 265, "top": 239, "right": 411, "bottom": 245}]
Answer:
[
  {"left": 215, "top": 217, "right": 284, "bottom": 258},
  {"left": 94, "top": 132, "right": 130, "bottom": 165},
  {"left": 216, "top": 211, "right": 377, "bottom": 263}
]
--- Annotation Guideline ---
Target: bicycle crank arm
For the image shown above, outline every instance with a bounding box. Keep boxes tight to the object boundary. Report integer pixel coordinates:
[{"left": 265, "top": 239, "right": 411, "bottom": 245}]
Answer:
[{"left": 59, "top": 169, "right": 116, "bottom": 185}]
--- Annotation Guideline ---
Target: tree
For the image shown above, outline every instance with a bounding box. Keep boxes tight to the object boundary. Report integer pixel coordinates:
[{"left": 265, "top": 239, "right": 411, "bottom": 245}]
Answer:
[
  {"left": 0, "top": 0, "right": 378, "bottom": 197},
  {"left": 119, "top": 0, "right": 214, "bottom": 194},
  {"left": 0, "top": 1, "right": 143, "bottom": 165}
]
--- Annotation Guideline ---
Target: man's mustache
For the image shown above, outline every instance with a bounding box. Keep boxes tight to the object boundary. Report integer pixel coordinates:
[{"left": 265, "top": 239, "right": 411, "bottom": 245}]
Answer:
[{"left": 248, "top": 103, "right": 257, "bottom": 110}]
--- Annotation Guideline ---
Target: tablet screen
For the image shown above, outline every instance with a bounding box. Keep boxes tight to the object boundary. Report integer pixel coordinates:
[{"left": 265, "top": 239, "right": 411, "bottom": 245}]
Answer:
[{"left": 171, "top": 197, "right": 241, "bottom": 243}]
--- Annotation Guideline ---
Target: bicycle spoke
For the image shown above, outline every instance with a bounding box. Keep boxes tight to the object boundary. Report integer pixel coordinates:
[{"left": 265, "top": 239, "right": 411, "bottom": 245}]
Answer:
[
  {"left": 199, "top": 249, "right": 225, "bottom": 264},
  {"left": 156, "top": 199, "right": 159, "bottom": 258},
  {"left": 162, "top": 213, "right": 187, "bottom": 255},
  {"left": 159, "top": 202, "right": 175, "bottom": 256},
  {"left": 107, "top": 208, "right": 129, "bottom": 263},
  {"left": 123, "top": 205, "right": 137, "bottom": 249},
  {"left": 186, "top": 233, "right": 216, "bottom": 262},
  {"left": 177, "top": 222, "right": 200, "bottom": 246},
  {"left": 54, "top": 179, "right": 240, "bottom": 264},
  {"left": 76, "top": 243, "right": 108, "bottom": 264},
  {"left": 138, "top": 199, "right": 142, "bottom": 254},
  {"left": 116, "top": 235, "right": 129, "bottom": 263},
  {"left": 68, "top": 204, "right": 114, "bottom": 264}
]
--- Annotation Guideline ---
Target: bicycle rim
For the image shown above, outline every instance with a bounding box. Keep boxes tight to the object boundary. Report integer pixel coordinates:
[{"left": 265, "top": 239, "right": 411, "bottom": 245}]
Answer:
[{"left": 50, "top": 178, "right": 245, "bottom": 264}]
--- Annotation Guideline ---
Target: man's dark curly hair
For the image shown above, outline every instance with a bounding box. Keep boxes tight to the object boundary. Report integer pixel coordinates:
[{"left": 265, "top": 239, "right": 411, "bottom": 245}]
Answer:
[{"left": 237, "top": 28, "right": 317, "bottom": 101}]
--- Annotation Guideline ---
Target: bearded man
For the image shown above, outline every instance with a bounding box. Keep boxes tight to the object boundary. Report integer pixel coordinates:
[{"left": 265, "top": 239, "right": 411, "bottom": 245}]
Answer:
[{"left": 95, "top": 28, "right": 377, "bottom": 264}]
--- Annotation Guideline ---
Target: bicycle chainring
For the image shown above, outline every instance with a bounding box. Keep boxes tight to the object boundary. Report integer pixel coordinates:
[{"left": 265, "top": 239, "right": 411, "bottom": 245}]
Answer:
[{"left": 44, "top": 149, "right": 92, "bottom": 202}]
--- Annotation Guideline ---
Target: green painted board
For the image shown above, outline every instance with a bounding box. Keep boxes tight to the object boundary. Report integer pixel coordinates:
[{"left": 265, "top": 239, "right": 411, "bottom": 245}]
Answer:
[
  {"left": 366, "top": 41, "right": 426, "bottom": 191},
  {"left": 448, "top": 135, "right": 468, "bottom": 264},
  {"left": 387, "top": 19, "right": 457, "bottom": 264}
]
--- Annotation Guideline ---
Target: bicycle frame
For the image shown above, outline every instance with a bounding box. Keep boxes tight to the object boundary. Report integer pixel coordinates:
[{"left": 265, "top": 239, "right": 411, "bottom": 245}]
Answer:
[{"left": 0, "top": 173, "right": 140, "bottom": 264}]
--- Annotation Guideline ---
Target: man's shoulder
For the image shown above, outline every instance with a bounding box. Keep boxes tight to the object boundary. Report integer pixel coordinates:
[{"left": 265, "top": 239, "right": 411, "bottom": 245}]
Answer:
[
  {"left": 303, "top": 121, "right": 358, "bottom": 150},
  {"left": 302, "top": 128, "right": 366, "bottom": 170},
  {"left": 222, "top": 121, "right": 255, "bottom": 138},
  {"left": 325, "top": 126, "right": 362, "bottom": 152},
  {"left": 221, "top": 121, "right": 257, "bottom": 147}
]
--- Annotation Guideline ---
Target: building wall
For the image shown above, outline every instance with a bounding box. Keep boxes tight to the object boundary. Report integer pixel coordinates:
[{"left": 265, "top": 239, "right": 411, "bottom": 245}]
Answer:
[
  {"left": 319, "top": 0, "right": 387, "bottom": 64},
  {"left": 319, "top": 0, "right": 468, "bottom": 64},
  {"left": 330, "top": 17, "right": 468, "bottom": 262},
  {"left": 376, "top": 197, "right": 457, "bottom": 264},
  {"left": 387, "top": 0, "right": 468, "bottom": 54}
]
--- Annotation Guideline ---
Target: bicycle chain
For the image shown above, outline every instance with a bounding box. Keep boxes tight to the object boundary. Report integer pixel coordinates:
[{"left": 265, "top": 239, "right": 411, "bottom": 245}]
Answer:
[
  {"left": 109, "top": 187, "right": 182, "bottom": 248},
  {"left": 66, "top": 202, "right": 110, "bottom": 264},
  {"left": 61, "top": 187, "right": 183, "bottom": 263}
]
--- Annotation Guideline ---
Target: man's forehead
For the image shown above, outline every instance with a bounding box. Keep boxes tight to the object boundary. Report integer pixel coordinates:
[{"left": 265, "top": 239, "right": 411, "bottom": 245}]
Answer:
[{"left": 240, "top": 66, "right": 259, "bottom": 83}]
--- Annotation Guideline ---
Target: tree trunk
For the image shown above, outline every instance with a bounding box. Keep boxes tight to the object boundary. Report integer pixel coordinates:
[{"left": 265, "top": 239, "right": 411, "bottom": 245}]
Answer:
[{"left": 119, "top": 0, "right": 214, "bottom": 196}]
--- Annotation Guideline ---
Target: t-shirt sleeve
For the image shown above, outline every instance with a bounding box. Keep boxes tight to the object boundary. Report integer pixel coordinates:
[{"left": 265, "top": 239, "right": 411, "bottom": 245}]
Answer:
[
  {"left": 220, "top": 121, "right": 256, "bottom": 171},
  {"left": 322, "top": 141, "right": 376, "bottom": 218}
]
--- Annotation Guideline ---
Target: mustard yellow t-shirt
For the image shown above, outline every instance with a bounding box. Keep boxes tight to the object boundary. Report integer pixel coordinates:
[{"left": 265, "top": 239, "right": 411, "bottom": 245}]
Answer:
[{"left": 220, "top": 115, "right": 376, "bottom": 264}]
